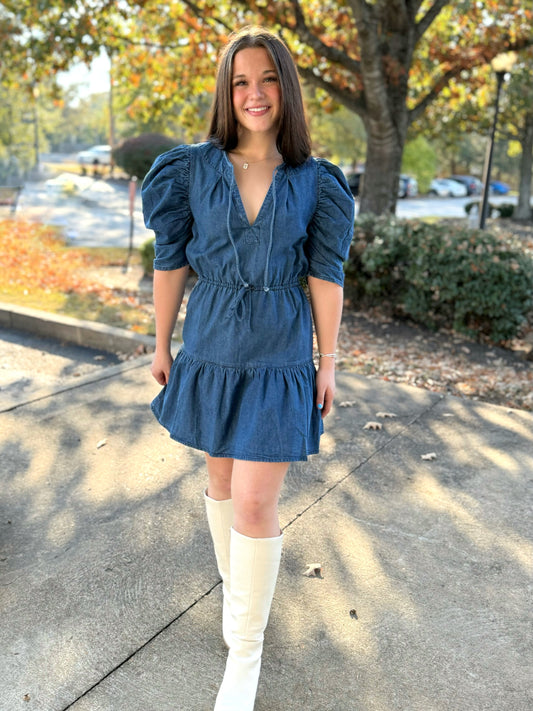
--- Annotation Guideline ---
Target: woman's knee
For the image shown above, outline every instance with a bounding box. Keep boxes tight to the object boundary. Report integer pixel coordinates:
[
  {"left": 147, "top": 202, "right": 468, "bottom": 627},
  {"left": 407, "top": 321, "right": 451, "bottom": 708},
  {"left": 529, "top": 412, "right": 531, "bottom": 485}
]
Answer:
[{"left": 233, "top": 491, "right": 277, "bottom": 526}]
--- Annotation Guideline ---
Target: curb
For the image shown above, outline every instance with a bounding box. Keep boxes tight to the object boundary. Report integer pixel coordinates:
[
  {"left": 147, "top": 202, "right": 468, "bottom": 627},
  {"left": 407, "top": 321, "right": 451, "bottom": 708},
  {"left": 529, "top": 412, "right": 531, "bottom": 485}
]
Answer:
[{"left": 0, "top": 302, "right": 155, "bottom": 356}]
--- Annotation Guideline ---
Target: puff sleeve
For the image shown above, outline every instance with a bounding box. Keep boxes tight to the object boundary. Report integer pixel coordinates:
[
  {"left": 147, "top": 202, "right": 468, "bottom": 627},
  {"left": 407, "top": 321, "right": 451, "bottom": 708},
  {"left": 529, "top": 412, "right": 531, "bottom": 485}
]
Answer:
[
  {"left": 141, "top": 144, "right": 193, "bottom": 271},
  {"left": 306, "top": 158, "right": 355, "bottom": 286}
]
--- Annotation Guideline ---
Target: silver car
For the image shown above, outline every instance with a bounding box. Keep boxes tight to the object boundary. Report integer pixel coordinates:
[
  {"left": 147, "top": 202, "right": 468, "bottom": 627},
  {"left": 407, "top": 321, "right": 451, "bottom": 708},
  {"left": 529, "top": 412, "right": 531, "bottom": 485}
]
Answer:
[{"left": 77, "top": 145, "right": 112, "bottom": 166}]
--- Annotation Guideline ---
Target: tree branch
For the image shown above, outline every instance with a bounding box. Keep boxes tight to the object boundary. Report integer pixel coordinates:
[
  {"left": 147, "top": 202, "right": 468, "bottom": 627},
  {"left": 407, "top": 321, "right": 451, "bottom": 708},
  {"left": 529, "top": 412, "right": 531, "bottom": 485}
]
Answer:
[
  {"left": 411, "top": 35, "right": 533, "bottom": 124},
  {"left": 298, "top": 65, "right": 367, "bottom": 116},
  {"left": 181, "top": 0, "right": 234, "bottom": 33},
  {"left": 415, "top": 0, "right": 451, "bottom": 42},
  {"left": 377, "top": 0, "right": 408, "bottom": 25},
  {"left": 408, "top": 66, "right": 457, "bottom": 123},
  {"left": 106, "top": 33, "right": 183, "bottom": 50},
  {"left": 288, "top": 0, "right": 361, "bottom": 75},
  {"left": 405, "top": 0, "right": 425, "bottom": 23}
]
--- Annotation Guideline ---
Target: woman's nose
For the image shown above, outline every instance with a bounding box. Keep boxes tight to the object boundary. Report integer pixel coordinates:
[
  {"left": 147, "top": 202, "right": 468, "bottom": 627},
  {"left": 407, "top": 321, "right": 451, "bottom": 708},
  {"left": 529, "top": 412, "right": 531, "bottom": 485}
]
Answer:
[{"left": 249, "top": 81, "right": 265, "bottom": 98}]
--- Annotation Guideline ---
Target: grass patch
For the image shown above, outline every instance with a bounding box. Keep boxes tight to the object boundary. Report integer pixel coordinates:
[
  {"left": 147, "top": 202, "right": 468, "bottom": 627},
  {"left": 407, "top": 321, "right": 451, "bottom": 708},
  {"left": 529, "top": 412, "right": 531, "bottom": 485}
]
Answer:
[{"left": 61, "top": 291, "right": 152, "bottom": 332}]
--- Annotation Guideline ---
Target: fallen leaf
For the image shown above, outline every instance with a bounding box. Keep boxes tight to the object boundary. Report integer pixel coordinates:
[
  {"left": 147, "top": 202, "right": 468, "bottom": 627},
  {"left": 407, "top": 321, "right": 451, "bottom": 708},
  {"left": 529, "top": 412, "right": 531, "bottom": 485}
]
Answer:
[
  {"left": 421, "top": 452, "right": 437, "bottom": 461},
  {"left": 363, "top": 421, "right": 382, "bottom": 430},
  {"left": 304, "top": 563, "right": 323, "bottom": 578},
  {"left": 338, "top": 401, "right": 357, "bottom": 407},
  {"left": 376, "top": 411, "right": 397, "bottom": 418},
  {"left": 96, "top": 438, "right": 107, "bottom": 449}
]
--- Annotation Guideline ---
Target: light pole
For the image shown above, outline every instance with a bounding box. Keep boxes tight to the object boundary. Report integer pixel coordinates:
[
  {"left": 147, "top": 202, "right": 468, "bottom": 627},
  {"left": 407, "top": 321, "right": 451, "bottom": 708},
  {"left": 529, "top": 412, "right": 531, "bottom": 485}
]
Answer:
[
  {"left": 32, "top": 83, "right": 40, "bottom": 176},
  {"left": 479, "top": 51, "right": 517, "bottom": 229}
]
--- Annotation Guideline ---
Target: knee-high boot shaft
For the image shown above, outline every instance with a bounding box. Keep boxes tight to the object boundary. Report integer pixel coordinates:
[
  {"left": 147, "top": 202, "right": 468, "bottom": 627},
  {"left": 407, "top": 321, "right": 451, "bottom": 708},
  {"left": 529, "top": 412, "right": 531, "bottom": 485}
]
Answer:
[
  {"left": 214, "top": 528, "right": 283, "bottom": 711},
  {"left": 204, "top": 490, "right": 234, "bottom": 647}
]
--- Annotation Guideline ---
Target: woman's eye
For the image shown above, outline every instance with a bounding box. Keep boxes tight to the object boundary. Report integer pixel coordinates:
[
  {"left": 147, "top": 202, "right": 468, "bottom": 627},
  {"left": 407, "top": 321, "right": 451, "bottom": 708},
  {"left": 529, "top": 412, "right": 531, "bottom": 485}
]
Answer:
[{"left": 264, "top": 76, "right": 278, "bottom": 83}]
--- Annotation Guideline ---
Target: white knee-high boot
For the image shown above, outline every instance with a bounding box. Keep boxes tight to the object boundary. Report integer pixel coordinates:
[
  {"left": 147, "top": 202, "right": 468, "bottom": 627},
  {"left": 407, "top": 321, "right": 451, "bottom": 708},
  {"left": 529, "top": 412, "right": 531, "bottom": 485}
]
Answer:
[
  {"left": 204, "top": 490, "right": 234, "bottom": 647},
  {"left": 214, "top": 527, "right": 283, "bottom": 711}
]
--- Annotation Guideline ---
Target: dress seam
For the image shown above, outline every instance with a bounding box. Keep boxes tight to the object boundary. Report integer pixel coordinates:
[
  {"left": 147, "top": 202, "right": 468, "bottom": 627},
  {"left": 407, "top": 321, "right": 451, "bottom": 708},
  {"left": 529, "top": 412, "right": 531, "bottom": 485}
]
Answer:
[
  {"left": 178, "top": 348, "right": 314, "bottom": 371},
  {"left": 196, "top": 276, "right": 301, "bottom": 291}
]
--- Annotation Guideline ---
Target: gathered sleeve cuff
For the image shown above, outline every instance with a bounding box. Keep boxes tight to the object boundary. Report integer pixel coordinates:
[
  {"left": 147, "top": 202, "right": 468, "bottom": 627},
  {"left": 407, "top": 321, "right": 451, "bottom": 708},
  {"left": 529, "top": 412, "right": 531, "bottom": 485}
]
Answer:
[
  {"left": 305, "top": 158, "right": 355, "bottom": 286},
  {"left": 141, "top": 144, "right": 193, "bottom": 271}
]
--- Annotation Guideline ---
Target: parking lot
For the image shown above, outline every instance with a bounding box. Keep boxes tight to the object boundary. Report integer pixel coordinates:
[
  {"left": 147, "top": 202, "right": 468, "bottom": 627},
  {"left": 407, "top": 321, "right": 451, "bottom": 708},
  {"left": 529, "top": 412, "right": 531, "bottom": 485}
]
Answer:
[{"left": 395, "top": 193, "right": 516, "bottom": 220}]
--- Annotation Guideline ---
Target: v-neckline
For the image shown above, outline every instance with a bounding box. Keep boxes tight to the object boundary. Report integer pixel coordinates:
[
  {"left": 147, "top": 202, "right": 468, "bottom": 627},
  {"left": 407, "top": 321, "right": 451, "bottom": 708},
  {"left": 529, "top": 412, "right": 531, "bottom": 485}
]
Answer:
[
  {"left": 233, "top": 179, "right": 273, "bottom": 228},
  {"left": 225, "top": 152, "right": 282, "bottom": 228}
]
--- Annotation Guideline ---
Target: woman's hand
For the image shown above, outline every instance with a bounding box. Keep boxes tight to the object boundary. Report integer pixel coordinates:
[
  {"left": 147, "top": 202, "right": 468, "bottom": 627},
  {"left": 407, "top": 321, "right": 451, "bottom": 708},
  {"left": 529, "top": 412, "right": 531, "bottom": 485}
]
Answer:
[
  {"left": 315, "top": 359, "right": 336, "bottom": 418},
  {"left": 151, "top": 349, "right": 174, "bottom": 386}
]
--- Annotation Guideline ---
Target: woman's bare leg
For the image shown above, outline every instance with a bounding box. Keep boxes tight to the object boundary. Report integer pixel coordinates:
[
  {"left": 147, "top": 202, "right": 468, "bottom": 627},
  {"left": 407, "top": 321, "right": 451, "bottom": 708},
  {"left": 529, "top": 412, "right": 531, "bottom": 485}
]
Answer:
[
  {"left": 231, "top": 460, "right": 289, "bottom": 538},
  {"left": 205, "top": 453, "right": 233, "bottom": 500}
]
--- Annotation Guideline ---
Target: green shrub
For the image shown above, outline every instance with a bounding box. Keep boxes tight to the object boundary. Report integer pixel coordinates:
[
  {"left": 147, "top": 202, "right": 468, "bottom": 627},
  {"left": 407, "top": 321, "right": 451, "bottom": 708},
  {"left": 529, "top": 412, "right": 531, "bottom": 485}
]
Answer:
[
  {"left": 139, "top": 237, "right": 155, "bottom": 277},
  {"left": 496, "top": 203, "right": 514, "bottom": 218},
  {"left": 113, "top": 133, "right": 181, "bottom": 180},
  {"left": 346, "top": 214, "right": 533, "bottom": 343},
  {"left": 464, "top": 201, "right": 480, "bottom": 215},
  {"left": 464, "top": 200, "right": 514, "bottom": 219}
]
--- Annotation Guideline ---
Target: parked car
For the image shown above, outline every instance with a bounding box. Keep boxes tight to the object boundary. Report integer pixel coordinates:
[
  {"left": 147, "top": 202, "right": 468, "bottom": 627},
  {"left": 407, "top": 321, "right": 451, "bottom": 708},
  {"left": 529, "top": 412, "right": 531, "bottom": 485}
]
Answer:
[
  {"left": 429, "top": 178, "right": 468, "bottom": 197},
  {"left": 490, "top": 180, "right": 511, "bottom": 195},
  {"left": 398, "top": 174, "right": 418, "bottom": 198},
  {"left": 346, "top": 171, "right": 363, "bottom": 197},
  {"left": 449, "top": 174, "right": 483, "bottom": 195},
  {"left": 77, "top": 145, "right": 112, "bottom": 166}
]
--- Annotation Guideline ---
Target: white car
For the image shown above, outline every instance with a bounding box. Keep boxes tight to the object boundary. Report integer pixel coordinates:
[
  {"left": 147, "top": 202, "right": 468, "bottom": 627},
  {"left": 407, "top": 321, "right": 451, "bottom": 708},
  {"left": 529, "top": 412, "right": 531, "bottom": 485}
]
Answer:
[
  {"left": 77, "top": 145, "right": 112, "bottom": 166},
  {"left": 429, "top": 178, "right": 468, "bottom": 197}
]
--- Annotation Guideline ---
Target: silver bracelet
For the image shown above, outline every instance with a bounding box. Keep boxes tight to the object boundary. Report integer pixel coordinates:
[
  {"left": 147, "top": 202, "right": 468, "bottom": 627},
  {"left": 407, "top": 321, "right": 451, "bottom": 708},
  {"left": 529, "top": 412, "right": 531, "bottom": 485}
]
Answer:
[{"left": 318, "top": 352, "right": 337, "bottom": 359}]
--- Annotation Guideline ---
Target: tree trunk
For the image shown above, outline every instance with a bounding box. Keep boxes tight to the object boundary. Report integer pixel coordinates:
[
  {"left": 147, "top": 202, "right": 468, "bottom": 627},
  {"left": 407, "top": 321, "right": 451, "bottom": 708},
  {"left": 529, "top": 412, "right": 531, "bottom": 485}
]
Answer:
[
  {"left": 515, "top": 110, "right": 533, "bottom": 221},
  {"left": 348, "top": 1, "right": 413, "bottom": 215},
  {"left": 359, "top": 114, "right": 406, "bottom": 214}
]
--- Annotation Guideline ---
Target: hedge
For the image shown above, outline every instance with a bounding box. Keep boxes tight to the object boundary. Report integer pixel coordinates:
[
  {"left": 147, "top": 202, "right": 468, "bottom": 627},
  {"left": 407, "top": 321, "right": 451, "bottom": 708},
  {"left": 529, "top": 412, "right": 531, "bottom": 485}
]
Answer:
[{"left": 345, "top": 214, "right": 533, "bottom": 343}]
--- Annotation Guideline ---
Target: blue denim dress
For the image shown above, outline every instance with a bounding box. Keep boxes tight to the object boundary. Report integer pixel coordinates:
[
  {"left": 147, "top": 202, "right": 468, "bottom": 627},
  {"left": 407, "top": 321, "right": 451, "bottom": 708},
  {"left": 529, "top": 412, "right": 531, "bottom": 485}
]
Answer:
[{"left": 142, "top": 142, "right": 354, "bottom": 462}]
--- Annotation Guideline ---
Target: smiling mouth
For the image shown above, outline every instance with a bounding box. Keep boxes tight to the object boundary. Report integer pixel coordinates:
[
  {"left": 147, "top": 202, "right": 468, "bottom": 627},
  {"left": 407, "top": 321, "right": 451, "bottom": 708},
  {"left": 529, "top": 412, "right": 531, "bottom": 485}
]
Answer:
[{"left": 245, "top": 106, "right": 270, "bottom": 115}]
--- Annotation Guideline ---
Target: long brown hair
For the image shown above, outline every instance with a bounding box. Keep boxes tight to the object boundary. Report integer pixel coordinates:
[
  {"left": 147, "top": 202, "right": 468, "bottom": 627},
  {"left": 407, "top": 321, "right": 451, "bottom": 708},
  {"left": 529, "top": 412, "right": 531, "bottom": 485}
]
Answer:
[{"left": 207, "top": 27, "right": 311, "bottom": 167}]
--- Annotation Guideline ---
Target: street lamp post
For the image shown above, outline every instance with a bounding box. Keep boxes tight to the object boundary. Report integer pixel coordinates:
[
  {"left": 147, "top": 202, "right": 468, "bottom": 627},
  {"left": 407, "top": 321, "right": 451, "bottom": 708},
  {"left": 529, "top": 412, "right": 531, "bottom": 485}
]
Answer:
[
  {"left": 479, "top": 52, "right": 517, "bottom": 229},
  {"left": 32, "top": 84, "right": 40, "bottom": 176}
]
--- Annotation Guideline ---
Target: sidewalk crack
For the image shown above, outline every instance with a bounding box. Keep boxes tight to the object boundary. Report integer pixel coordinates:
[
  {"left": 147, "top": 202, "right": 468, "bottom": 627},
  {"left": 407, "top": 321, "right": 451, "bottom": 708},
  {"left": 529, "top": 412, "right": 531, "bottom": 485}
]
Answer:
[{"left": 282, "top": 397, "right": 442, "bottom": 532}]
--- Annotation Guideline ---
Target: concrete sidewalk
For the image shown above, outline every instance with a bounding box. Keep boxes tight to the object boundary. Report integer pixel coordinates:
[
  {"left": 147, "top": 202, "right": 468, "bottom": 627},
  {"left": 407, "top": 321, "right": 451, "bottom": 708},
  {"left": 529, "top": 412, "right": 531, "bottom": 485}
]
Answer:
[{"left": 1, "top": 360, "right": 532, "bottom": 711}]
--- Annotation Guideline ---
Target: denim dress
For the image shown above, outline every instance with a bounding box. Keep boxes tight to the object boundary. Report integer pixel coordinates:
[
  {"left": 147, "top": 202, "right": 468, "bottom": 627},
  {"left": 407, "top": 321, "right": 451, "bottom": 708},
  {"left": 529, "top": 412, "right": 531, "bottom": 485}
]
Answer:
[{"left": 142, "top": 142, "right": 354, "bottom": 462}]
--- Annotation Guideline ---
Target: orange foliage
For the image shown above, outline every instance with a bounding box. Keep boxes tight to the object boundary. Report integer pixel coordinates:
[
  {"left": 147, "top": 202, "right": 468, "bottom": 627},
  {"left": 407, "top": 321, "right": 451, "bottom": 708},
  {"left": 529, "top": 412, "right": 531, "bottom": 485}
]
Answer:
[{"left": 0, "top": 219, "right": 110, "bottom": 299}]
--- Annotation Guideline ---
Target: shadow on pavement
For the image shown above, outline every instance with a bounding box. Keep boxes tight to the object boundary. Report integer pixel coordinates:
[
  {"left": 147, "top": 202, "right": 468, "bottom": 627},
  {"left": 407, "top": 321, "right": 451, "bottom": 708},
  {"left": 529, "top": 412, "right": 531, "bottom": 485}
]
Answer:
[{"left": 1, "top": 367, "right": 532, "bottom": 710}]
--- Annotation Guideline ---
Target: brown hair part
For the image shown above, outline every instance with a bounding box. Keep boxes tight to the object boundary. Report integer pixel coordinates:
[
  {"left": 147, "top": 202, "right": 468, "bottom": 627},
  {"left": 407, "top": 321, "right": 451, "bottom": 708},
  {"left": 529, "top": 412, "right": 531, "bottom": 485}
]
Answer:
[{"left": 207, "top": 26, "right": 311, "bottom": 167}]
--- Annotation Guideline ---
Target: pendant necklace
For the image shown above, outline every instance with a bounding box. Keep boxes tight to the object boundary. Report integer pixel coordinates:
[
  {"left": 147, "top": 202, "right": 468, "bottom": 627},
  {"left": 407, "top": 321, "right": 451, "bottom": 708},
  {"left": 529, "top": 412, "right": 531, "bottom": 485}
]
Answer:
[{"left": 231, "top": 152, "right": 280, "bottom": 170}]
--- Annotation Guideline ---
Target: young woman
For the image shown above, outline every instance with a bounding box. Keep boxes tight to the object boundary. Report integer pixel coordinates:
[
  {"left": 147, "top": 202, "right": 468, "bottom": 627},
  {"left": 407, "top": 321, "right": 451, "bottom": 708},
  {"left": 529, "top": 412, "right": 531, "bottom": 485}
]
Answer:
[{"left": 142, "top": 26, "right": 354, "bottom": 711}]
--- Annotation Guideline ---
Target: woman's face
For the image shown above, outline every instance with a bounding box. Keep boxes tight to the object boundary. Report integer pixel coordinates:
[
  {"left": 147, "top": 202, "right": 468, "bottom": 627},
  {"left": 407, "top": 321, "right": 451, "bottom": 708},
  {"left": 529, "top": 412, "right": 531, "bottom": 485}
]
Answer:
[{"left": 231, "top": 47, "right": 281, "bottom": 139}]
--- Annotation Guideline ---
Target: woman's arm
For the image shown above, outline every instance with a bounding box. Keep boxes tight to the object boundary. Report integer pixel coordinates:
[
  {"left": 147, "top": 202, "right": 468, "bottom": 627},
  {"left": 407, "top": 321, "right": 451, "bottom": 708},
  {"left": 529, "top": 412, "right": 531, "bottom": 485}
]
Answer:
[
  {"left": 308, "top": 276, "right": 344, "bottom": 418},
  {"left": 151, "top": 266, "right": 190, "bottom": 385}
]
